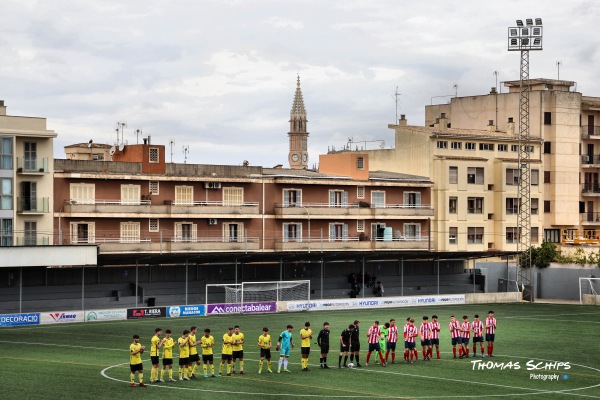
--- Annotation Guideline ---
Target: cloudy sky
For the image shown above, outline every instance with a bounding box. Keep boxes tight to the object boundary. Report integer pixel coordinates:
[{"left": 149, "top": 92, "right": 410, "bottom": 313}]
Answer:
[{"left": 1, "top": 0, "right": 598, "bottom": 167}]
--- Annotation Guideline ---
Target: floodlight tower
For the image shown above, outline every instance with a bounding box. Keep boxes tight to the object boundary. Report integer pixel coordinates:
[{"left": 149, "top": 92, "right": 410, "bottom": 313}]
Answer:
[{"left": 508, "top": 18, "right": 543, "bottom": 301}]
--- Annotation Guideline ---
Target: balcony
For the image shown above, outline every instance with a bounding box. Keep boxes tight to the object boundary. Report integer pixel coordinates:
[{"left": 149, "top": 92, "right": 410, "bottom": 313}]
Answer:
[
  {"left": 581, "top": 154, "right": 600, "bottom": 166},
  {"left": 17, "top": 197, "right": 50, "bottom": 214},
  {"left": 582, "top": 126, "right": 600, "bottom": 139},
  {"left": 17, "top": 157, "right": 49, "bottom": 174},
  {"left": 582, "top": 183, "right": 600, "bottom": 196},
  {"left": 63, "top": 199, "right": 153, "bottom": 216},
  {"left": 274, "top": 236, "right": 430, "bottom": 251},
  {"left": 164, "top": 200, "right": 260, "bottom": 217},
  {"left": 581, "top": 212, "right": 600, "bottom": 225},
  {"left": 14, "top": 236, "right": 50, "bottom": 246},
  {"left": 274, "top": 203, "right": 433, "bottom": 218}
]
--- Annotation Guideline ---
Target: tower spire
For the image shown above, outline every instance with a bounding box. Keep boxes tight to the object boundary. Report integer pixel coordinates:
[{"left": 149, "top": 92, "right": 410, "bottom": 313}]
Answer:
[{"left": 288, "top": 75, "right": 309, "bottom": 169}]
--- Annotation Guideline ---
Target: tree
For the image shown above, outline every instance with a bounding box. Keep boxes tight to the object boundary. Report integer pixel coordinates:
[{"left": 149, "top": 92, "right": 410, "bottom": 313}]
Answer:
[{"left": 518, "top": 241, "right": 558, "bottom": 269}]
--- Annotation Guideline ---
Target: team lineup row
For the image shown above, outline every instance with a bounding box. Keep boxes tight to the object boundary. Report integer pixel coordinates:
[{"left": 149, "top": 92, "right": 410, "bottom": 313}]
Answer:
[{"left": 127, "top": 311, "right": 498, "bottom": 387}]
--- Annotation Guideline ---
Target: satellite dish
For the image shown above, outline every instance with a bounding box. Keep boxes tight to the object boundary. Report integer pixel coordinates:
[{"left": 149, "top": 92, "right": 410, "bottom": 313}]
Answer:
[
  {"left": 118, "top": 143, "right": 125, "bottom": 152},
  {"left": 109, "top": 146, "right": 116, "bottom": 156}
]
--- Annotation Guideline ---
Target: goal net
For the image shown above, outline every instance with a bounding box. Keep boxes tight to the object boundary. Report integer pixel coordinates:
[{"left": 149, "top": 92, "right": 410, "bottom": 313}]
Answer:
[
  {"left": 579, "top": 277, "right": 600, "bottom": 304},
  {"left": 206, "top": 280, "right": 310, "bottom": 312}
]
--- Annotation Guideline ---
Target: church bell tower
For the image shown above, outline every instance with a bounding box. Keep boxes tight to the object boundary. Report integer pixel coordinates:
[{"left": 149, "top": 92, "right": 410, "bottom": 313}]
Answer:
[{"left": 288, "top": 75, "right": 309, "bottom": 169}]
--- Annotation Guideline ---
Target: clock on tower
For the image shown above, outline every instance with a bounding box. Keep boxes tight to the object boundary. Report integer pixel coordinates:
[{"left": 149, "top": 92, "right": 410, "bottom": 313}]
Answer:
[{"left": 288, "top": 75, "right": 309, "bottom": 169}]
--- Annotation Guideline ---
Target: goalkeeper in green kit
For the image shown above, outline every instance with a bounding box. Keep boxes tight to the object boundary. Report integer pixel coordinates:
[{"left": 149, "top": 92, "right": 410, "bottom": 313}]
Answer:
[{"left": 375, "top": 322, "right": 389, "bottom": 364}]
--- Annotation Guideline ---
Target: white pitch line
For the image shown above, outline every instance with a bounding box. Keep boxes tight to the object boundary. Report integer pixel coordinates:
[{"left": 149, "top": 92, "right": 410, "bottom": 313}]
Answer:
[
  {"left": 0, "top": 340, "right": 128, "bottom": 352},
  {"left": 504, "top": 312, "right": 600, "bottom": 319},
  {"left": 506, "top": 317, "right": 600, "bottom": 324}
]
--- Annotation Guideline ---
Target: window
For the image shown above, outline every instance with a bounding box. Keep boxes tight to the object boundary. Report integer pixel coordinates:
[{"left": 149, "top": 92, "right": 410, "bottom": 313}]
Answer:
[
  {"left": 1, "top": 178, "right": 12, "bottom": 210},
  {"left": 357, "top": 220, "right": 365, "bottom": 233},
  {"left": 543, "top": 142, "right": 552, "bottom": 154},
  {"left": 356, "top": 186, "right": 365, "bottom": 199},
  {"left": 24, "top": 221, "right": 37, "bottom": 246},
  {"left": 544, "top": 200, "right": 551, "bottom": 213},
  {"left": 223, "top": 187, "right": 244, "bottom": 206},
  {"left": 544, "top": 171, "right": 551, "bottom": 184},
  {"left": 1, "top": 137, "right": 13, "bottom": 170},
  {"left": 356, "top": 156, "right": 364, "bottom": 170},
  {"left": 175, "top": 222, "right": 197, "bottom": 242},
  {"left": 531, "top": 198, "right": 539, "bottom": 214},
  {"left": 449, "top": 197, "right": 457, "bottom": 214},
  {"left": 149, "top": 148, "right": 159, "bottom": 163},
  {"left": 0, "top": 218, "right": 12, "bottom": 246},
  {"left": 92, "top": 153, "right": 104, "bottom": 161},
  {"left": 465, "top": 142, "right": 476, "bottom": 150},
  {"left": 531, "top": 227, "right": 539, "bottom": 244},
  {"left": 149, "top": 218, "right": 159, "bottom": 232},
  {"left": 506, "top": 198, "right": 519, "bottom": 214},
  {"left": 506, "top": 168, "right": 519, "bottom": 186},
  {"left": 404, "top": 192, "right": 421, "bottom": 207},
  {"left": 120, "top": 222, "right": 140, "bottom": 243},
  {"left": 223, "top": 222, "right": 243, "bottom": 242},
  {"left": 467, "top": 197, "right": 483, "bottom": 214},
  {"left": 544, "top": 228, "right": 560, "bottom": 243},
  {"left": 449, "top": 166, "right": 458, "bottom": 184},
  {"left": 451, "top": 141, "right": 462, "bottom": 150},
  {"left": 532, "top": 169, "right": 539, "bottom": 185},
  {"left": 329, "top": 190, "right": 348, "bottom": 207},
  {"left": 24, "top": 142, "right": 37, "bottom": 172},
  {"left": 70, "top": 183, "right": 95, "bottom": 204},
  {"left": 283, "top": 189, "right": 302, "bottom": 207},
  {"left": 121, "top": 184, "right": 141, "bottom": 205},
  {"left": 511, "top": 144, "right": 519, "bottom": 152},
  {"left": 544, "top": 112, "right": 552, "bottom": 125},
  {"left": 70, "top": 222, "right": 95, "bottom": 244},
  {"left": 149, "top": 181, "right": 159, "bottom": 195},
  {"left": 329, "top": 223, "right": 349, "bottom": 241},
  {"left": 403, "top": 224, "right": 420, "bottom": 239},
  {"left": 20, "top": 181, "right": 37, "bottom": 212},
  {"left": 506, "top": 227, "right": 520, "bottom": 244},
  {"left": 525, "top": 145, "right": 534, "bottom": 153},
  {"left": 467, "top": 227, "right": 483, "bottom": 244},
  {"left": 479, "top": 143, "right": 494, "bottom": 151},
  {"left": 498, "top": 144, "right": 508, "bottom": 152},
  {"left": 449, "top": 227, "right": 458, "bottom": 244},
  {"left": 371, "top": 191, "right": 385, "bottom": 208},
  {"left": 283, "top": 223, "right": 302, "bottom": 242},
  {"left": 371, "top": 223, "right": 386, "bottom": 241},
  {"left": 437, "top": 141, "right": 448, "bottom": 149},
  {"left": 175, "top": 186, "right": 194, "bottom": 205},
  {"left": 467, "top": 167, "right": 484, "bottom": 184}
]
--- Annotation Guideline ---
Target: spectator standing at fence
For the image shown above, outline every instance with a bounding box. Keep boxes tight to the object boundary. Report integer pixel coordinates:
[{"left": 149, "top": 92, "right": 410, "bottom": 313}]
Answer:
[
  {"left": 317, "top": 322, "right": 331, "bottom": 369},
  {"left": 375, "top": 281, "right": 384, "bottom": 297}
]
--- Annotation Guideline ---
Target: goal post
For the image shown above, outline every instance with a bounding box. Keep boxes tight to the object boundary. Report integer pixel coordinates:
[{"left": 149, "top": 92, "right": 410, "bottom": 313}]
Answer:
[
  {"left": 205, "top": 280, "right": 310, "bottom": 312},
  {"left": 579, "top": 277, "right": 600, "bottom": 305}
]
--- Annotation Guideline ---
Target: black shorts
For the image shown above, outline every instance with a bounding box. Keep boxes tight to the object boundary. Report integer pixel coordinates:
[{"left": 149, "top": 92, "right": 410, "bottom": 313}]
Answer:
[
  {"left": 351, "top": 342, "right": 360, "bottom": 352},
  {"left": 320, "top": 345, "right": 329, "bottom": 354},
  {"left": 301, "top": 347, "right": 310, "bottom": 355},
  {"left": 431, "top": 338, "right": 440, "bottom": 345},
  {"left": 260, "top": 349, "right": 272, "bottom": 359},
  {"left": 221, "top": 354, "right": 232, "bottom": 361},
  {"left": 130, "top": 363, "right": 143, "bottom": 373},
  {"left": 368, "top": 343, "right": 381, "bottom": 352},
  {"left": 451, "top": 338, "right": 463, "bottom": 346},
  {"left": 421, "top": 340, "right": 432, "bottom": 347},
  {"left": 462, "top": 338, "right": 470, "bottom": 345},
  {"left": 486, "top": 333, "right": 496, "bottom": 342},
  {"left": 179, "top": 357, "right": 189, "bottom": 366},
  {"left": 404, "top": 341, "right": 415, "bottom": 350},
  {"left": 473, "top": 336, "right": 484, "bottom": 343},
  {"left": 386, "top": 342, "right": 397, "bottom": 351},
  {"left": 189, "top": 354, "right": 200, "bottom": 363},
  {"left": 151, "top": 356, "right": 160, "bottom": 365},
  {"left": 340, "top": 342, "right": 350, "bottom": 353},
  {"left": 163, "top": 358, "right": 173, "bottom": 366},
  {"left": 202, "top": 354, "right": 214, "bottom": 363},
  {"left": 232, "top": 350, "right": 244, "bottom": 359}
]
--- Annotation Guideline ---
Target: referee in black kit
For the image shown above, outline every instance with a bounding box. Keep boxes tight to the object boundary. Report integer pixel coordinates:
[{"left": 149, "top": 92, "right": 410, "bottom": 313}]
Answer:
[
  {"left": 351, "top": 320, "right": 362, "bottom": 367},
  {"left": 317, "top": 322, "right": 331, "bottom": 368}
]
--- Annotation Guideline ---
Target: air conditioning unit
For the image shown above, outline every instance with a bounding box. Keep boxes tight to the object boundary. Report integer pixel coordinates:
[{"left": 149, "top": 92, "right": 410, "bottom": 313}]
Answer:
[
  {"left": 204, "top": 182, "right": 222, "bottom": 189},
  {"left": 208, "top": 218, "right": 218, "bottom": 225}
]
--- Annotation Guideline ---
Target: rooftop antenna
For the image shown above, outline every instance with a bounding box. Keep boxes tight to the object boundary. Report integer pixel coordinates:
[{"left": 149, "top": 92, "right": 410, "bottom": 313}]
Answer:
[
  {"left": 556, "top": 60, "right": 562, "bottom": 80},
  {"left": 182, "top": 145, "right": 189, "bottom": 164},
  {"left": 453, "top": 83, "right": 459, "bottom": 97},
  {"left": 493, "top": 71, "right": 500, "bottom": 93},
  {"left": 135, "top": 128, "right": 142, "bottom": 145},
  {"left": 169, "top": 140, "right": 175, "bottom": 163},
  {"left": 116, "top": 121, "right": 127, "bottom": 146},
  {"left": 392, "top": 86, "right": 402, "bottom": 122}
]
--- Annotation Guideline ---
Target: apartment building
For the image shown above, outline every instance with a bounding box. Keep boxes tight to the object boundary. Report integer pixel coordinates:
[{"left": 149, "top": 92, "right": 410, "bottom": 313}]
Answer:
[
  {"left": 54, "top": 143, "right": 434, "bottom": 254},
  {"left": 0, "top": 100, "right": 56, "bottom": 247},
  {"left": 425, "top": 78, "right": 600, "bottom": 244}
]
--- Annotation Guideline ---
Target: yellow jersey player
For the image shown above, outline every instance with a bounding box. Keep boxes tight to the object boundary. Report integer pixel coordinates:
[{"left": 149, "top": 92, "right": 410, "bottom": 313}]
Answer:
[
  {"left": 219, "top": 327, "right": 234, "bottom": 376},
  {"left": 188, "top": 326, "right": 201, "bottom": 379},
  {"left": 160, "top": 329, "right": 176, "bottom": 382},
  {"left": 300, "top": 321, "right": 313, "bottom": 371},
  {"left": 231, "top": 325, "right": 245, "bottom": 374},
  {"left": 129, "top": 334, "right": 147, "bottom": 387},
  {"left": 178, "top": 329, "right": 191, "bottom": 380},
  {"left": 257, "top": 327, "right": 272, "bottom": 374},
  {"left": 150, "top": 327, "right": 164, "bottom": 383},
  {"left": 200, "top": 328, "right": 218, "bottom": 378}
]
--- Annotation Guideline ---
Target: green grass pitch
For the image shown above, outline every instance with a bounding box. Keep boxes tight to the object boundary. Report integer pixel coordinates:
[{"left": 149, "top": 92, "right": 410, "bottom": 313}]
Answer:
[{"left": 1, "top": 303, "right": 599, "bottom": 400}]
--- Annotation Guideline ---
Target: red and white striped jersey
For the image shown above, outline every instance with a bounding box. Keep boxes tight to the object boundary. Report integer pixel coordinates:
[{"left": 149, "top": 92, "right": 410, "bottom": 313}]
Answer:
[
  {"left": 403, "top": 323, "right": 409, "bottom": 339},
  {"left": 472, "top": 320, "right": 484, "bottom": 336},
  {"left": 388, "top": 326, "right": 399, "bottom": 343},
  {"left": 405, "top": 325, "right": 418, "bottom": 343},
  {"left": 461, "top": 321, "right": 471, "bottom": 338},
  {"left": 419, "top": 322, "right": 431, "bottom": 340},
  {"left": 430, "top": 321, "right": 441, "bottom": 339},
  {"left": 485, "top": 317, "right": 497, "bottom": 334},
  {"left": 367, "top": 325, "right": 381, "bottom": 344},
  {"left": 449, "top": 320, "right": 461, "bottom": 339}
]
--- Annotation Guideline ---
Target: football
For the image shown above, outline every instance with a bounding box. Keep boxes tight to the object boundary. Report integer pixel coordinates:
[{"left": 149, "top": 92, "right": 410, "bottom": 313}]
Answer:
[{"left": 347, "top": 362, "right": 354, "bottom": 369}]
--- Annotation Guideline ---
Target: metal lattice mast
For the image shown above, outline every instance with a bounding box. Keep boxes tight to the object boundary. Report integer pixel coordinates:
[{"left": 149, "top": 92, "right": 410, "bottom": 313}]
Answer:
[{"left": 508, "top": 18, "right": 543, "bottom": 302}]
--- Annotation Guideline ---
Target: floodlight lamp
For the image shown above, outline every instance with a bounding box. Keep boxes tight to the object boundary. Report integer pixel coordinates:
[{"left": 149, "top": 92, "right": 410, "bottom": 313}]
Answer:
[
  {"left": 533, "top": 27, "right": 541, "bottom": 36},
  {"left": 510, "top": 38, "right": 518, "bottom": 46},
  {"left": 510, "top": 28, "right": 518, "bottom": 36},
  {"left": 516, "top": 20, "right": 523, "bottom": 27},
  {"left": 535, "top": 18, "right": 542, "bottom": 25},
  {"left": 522, "top": 38, "right": 529, "bottom": 46},
  {"left": 522, "top": 27, "right": 529, "bottom": 35},
  {"left": 533, "top": 38, "right": 541, "bottom": 46},
  {"left": 526, "top": 18, "right": 533, "bottom": 26}
]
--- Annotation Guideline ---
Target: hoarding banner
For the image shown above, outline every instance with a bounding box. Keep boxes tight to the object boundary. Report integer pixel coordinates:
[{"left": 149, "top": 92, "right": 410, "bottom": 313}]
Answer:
[
  {"left": 286, "top": 294, "right": 465, "bottom": 311},
  {"left": 40, "top": 311, "right": 85, "bottom": 324},
  {"left": 126, "top": 307, "right": 167, "bottom": 319},
  {"left": 0, "top": 313, "right": 40, "bottom": 327},
  {"left": 85, "top": 309, "right": 127, "bottom": 322},
  {"left": 206, "top": 302, "right": 276, "bottom": 315},
  {"left": 167, "top": 305, "right": 205, "bottom": 318}
]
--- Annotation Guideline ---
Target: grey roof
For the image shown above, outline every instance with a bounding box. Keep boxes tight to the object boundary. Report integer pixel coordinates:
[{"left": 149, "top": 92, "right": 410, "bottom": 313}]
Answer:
[{"left": 369, "top": 170, "right": 432, "bottom": 183}]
